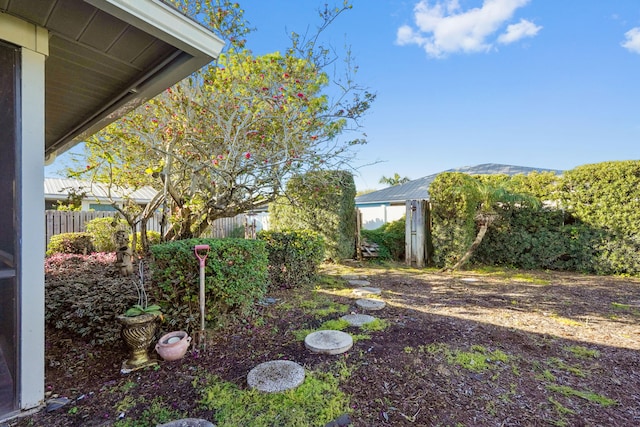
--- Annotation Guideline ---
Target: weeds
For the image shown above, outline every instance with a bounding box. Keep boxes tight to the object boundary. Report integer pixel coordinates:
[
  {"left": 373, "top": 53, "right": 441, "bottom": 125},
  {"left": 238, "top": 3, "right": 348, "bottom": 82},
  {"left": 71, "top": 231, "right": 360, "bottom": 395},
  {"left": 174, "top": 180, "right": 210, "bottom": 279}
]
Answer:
[
  {"left": 546, "top": 357, "right": 588, "bottom": 378},
  {"left": 197, "top": 371, "right": 350, "bottom": 426},
  {"left": 564, "top": 345, "right": 600, "bottom": 359},
  {"left": 546, "top": 385, "right": 617, "bottom": 407}
]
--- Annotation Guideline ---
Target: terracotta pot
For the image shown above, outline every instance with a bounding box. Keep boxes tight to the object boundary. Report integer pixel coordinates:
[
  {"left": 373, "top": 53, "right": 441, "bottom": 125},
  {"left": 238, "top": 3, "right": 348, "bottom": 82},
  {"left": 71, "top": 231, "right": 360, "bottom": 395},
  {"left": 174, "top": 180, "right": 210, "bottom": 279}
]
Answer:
[{"left": 156, "top": 331, "right": 191, "bottom": 361}]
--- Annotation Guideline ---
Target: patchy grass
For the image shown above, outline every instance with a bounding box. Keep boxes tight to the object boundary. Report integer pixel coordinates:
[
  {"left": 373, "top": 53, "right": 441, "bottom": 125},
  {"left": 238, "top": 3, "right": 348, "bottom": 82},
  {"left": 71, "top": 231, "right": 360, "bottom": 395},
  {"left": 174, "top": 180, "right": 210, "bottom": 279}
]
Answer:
[
  {"left": 565, "top": 345, "right": 600, "bottom": 359},
  {"left": 546, "top": 385, "right": 617, "bottom": 407},
  {"left": 546, "top": 357, "right": 589, "bottom": 378},
  {"left": 360, "top": 318, "right": 389, "bottom": 332},
  {"left": 196, "top": 370, "right": 350, "bottom": 427}
]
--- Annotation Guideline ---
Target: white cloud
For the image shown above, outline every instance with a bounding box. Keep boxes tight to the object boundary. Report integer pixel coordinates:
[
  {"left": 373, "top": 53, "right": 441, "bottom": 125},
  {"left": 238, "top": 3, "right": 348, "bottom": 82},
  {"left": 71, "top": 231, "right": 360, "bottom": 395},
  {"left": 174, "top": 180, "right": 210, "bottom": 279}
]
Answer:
[
  {"left": 622, "top": 27, "right": 640, "bottom": 54},
  {"left": 396, "top": 0, "right": 540, "bottom": 58},
  {"left": 498, "top": 19, "right": 542, "bottom": 44}
]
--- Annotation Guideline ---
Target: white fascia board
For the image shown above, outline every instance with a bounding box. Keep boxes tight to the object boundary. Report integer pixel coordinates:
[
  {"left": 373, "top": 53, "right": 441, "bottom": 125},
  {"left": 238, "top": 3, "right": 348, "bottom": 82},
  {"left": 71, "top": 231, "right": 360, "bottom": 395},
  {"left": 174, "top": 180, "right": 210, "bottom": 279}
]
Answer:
[{"left": 86, "top": 0, "right": 225, "bottom": 59}]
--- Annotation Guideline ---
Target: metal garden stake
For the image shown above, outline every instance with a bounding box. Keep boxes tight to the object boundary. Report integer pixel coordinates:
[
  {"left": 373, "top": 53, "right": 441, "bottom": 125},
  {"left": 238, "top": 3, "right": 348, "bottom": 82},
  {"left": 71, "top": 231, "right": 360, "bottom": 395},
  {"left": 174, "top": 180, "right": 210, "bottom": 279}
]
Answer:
[{"left": 194, "top": 244, "right": 210, "bottom": 347}]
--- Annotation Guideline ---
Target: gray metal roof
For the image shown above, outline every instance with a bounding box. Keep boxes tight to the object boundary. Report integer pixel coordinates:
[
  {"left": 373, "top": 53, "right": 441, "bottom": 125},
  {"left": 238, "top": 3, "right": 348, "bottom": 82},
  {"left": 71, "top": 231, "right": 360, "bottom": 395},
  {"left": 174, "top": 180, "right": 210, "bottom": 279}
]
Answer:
[
  {"left": 45, "top": 177, "right": 158, "bottom": 204},
  {"left": 355, "top": 163, "right": 564, "bottom": 205},
  {"left": 1, "top": 0, "right": 225, "bottom": 160}
]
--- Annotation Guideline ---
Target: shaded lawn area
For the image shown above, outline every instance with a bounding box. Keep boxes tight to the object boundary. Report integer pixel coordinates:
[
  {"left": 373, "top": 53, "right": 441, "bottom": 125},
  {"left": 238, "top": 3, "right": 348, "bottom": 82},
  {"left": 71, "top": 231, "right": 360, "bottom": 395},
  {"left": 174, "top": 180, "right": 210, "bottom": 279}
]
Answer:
[{"left": 8, "top": 261, "right": 640, "bottom": 426}]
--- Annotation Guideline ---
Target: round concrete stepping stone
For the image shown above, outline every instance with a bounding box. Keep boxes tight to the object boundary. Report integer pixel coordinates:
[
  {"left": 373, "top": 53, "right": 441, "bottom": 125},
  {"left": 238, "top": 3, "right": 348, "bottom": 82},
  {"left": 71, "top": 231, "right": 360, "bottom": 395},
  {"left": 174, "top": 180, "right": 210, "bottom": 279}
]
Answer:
[
  {"left": 341, "top": 313, "right": 376, "bottom": 327},
  {"left": 460, "top": 277, "right": 479, "bottom": 282},
  {"left": 247, "top": 360, "right": 305, "bottom": 393},
  {"left": 348, "top": 279, "right": 371, "bottom": 287},
  {"left": 353, "top": 286, "right": 381, "bottom": 296},
  {"left": 355, "top": 298, "right": 386, "bottom": 311},
  {"left": 305, "top": 330, "right": 353, "bottom": 355}
]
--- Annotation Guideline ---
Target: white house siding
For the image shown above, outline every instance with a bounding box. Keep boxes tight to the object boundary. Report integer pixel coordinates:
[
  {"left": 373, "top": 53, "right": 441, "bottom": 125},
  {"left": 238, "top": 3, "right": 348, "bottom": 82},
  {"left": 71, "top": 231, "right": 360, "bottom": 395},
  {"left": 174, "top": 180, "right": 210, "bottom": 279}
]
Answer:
[{"left": 358, "top": 203, "right": 405, "bottom": 230}]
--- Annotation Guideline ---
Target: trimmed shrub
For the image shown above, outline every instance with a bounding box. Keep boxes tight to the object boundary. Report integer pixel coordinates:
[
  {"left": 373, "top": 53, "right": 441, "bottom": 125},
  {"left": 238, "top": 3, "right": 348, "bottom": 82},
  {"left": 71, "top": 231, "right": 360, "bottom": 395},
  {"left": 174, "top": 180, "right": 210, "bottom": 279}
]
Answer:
[
  {"left": 45, "top": 252, "right": 134, "bottom": 344},
  {"left": 269, "top": 170, "right": 356, "bottom": 261},
  {"left": 85, "top": 216, "right": 128, "bottom": 252},
  {"left": 561, "top": 160, "right": 640, "bottom": 236},
  {"left": 429, "top": 172, "right": 480, "bottom": 268},
  {"left": 46, "top": 232, "right": 95, "bottom": 256},
  {"left": 361, "top": 217, "right": 406, "bottom": 261},
  {"left": 258, "top": 230, "right": 325, "bottom": 289},
  {"left": 130, "top": 230, "right": 162, "bottom": 253},
  {"left": 434, "top": 161, "right": 640, "bottom": 275},
  {"left": 149, "top": 238, "right": 269, "bottom": 331}
]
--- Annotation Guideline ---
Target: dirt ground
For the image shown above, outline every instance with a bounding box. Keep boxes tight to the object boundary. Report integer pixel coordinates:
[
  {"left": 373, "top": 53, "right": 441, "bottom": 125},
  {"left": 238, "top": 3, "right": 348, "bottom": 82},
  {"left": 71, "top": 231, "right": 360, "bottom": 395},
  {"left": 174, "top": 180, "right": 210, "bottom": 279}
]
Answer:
[{"left": 7, "top": 260, "right": 640, "bottom": 426}]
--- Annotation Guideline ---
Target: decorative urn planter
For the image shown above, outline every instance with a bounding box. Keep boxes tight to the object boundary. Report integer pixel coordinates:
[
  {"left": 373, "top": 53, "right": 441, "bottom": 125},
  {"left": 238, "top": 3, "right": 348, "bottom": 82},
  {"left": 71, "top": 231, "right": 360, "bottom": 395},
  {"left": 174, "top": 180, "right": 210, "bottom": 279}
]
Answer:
[
  {"left": 117, "top": 313, "right": 159, "bottom": 373},
  {"left": 156, "top": 331, "right": 191, "bottom": 361}
]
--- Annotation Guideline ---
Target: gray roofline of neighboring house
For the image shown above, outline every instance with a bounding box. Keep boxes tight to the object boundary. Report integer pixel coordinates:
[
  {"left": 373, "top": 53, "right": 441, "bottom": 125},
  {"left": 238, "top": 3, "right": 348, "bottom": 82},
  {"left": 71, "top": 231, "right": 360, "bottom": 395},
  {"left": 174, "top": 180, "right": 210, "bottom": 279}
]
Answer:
[
  {"left": 355, "top": 163, "right": 564, "bottom": 205},
  {"left": 44, "top": 177, "right": 158, "bottom": 205}
]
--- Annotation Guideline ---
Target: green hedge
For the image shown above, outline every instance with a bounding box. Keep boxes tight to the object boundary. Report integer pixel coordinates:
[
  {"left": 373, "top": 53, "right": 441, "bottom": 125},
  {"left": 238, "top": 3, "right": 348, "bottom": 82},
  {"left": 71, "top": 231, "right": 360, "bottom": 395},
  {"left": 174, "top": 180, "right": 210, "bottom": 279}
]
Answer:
[
  {"left": 149, "top": 238, "right": 268, "bottom": 330},
  {"left": 258, "top": 230, "right": 325, "bottom": 289},
  {"left": 361, "top": 217, "right": 406, "bottom": 261},
  {"left": 130, "top": 230, "right": 162, "bottom": 253},
  {"left": 85, "top": 217, "right": 128, "bottom": 252},
  {"left": 432, "top": 161, "right": 640, "bottom": 275},
  {"left": 269, "top": 170, "right": 356, "bottom": 261},
  {"left": 561, "top": 160, "right": 640, "bottom": 236},
  {"left": 46, "top": 232, "right": 95, "bottom": 256},
  {"left": 429, "top": 172, "right": 480, "bottom": 267}
]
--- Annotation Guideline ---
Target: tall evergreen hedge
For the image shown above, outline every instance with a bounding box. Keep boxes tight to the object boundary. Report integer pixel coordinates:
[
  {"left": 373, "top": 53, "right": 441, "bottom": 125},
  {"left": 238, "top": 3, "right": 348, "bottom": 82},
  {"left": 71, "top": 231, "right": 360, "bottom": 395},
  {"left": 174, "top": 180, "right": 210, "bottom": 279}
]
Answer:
[
  {"left": 431, "top": 160, "right": 640, "bottom": 275},
  {"left": 269, "top": 170, "right": 356, "bottom": 261}
]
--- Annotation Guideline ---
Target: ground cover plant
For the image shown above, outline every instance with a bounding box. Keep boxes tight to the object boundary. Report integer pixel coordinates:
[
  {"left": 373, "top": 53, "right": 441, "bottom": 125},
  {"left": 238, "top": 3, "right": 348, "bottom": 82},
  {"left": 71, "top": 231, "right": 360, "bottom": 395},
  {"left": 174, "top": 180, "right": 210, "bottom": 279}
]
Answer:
[{"left": 9, "top": 259, "right": 640, "bottom": 426}]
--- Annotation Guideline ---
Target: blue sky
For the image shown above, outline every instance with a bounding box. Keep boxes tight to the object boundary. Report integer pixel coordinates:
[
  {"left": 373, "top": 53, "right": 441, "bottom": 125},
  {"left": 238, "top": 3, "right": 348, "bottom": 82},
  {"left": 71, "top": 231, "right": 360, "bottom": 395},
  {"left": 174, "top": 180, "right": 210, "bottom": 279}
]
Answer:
[
  {"left": 47, "top": 0, "right": 640, "bottom": 191},
  {"left": 240, "top": 0, "right": 640, "bottom": 190}
]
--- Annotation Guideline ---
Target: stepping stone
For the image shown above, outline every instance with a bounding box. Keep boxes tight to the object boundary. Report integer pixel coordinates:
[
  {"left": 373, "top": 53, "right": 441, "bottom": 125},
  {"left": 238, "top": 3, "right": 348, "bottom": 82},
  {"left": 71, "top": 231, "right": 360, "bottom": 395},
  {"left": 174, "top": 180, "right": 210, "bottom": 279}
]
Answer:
[
  {"left": 341, "top": 314, "right": 376, "bottom": 327},
  {"left": 460, "top": 277, "right": 479, "bottom": 282},
  {"left": 353, "top": 286, "right": 381, "bottom": 296},
  {"left": 341, "top": 274, "right": 364, "bottom": 280},
  {"left": 247, "top": 360, "right": 305, "bottom": 393},
  {"left": 305, "top": 330, "right": 353, "bottom": 355},
  {"left": 355, "top": 298, "right": 386, "bottom": 311},
  {"left": 348, "top": 279, "right": 371, "bottom": 287}
]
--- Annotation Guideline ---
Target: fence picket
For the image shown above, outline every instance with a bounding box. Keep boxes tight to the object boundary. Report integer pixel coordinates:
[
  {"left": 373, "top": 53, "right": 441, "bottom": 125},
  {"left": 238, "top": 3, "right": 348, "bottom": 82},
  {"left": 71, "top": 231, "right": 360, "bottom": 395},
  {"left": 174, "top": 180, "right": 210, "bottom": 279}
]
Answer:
[{"left": 45, "top": 211, "right": 257, "bottom": 246}]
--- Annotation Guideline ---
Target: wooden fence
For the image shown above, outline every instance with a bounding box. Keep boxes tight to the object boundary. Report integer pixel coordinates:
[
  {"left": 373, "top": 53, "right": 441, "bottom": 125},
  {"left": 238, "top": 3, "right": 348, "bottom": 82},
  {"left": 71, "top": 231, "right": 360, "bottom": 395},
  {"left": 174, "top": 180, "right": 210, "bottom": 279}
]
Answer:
[{"left": 45, "top": 211, "right": 255, "bottom": 247}]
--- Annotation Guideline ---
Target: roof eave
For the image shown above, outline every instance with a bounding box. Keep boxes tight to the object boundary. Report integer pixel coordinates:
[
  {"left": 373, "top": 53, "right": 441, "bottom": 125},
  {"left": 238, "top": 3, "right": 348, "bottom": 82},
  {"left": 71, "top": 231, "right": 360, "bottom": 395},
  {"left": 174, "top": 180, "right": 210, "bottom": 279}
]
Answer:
[{"left": 45, "top": 0, "right": 225, "bottom": 160}]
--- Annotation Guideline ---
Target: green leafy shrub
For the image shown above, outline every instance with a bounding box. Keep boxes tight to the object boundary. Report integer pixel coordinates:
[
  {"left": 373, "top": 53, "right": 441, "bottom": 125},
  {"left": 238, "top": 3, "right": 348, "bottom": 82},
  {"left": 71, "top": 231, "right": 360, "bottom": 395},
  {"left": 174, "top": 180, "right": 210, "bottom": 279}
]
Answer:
[
  {"left": 433, "top": 161, "right": 640, "bottom": 275},
  {"left": 269, "top": 170, "right": 356, "bottom": 261},
  {"left": 592, "top": 232, "right": 640, "bottom": 275},
  {"left": 130, "top": 230, "right": 162, "bottom": 253},
  {"left": 85, "top": 216, "right": 128, "bottom": 252},
  {"left": 361, "top": 217, "right": 406, "bottom": 260},
  {"left": 46, "top": 232, "right": 95, "bottom": 256},
  {"left": 561, "top": 161, "right": 640, "bottom": 236},
  {"left": 258, "top": 230, "right": 325, "bottom": 289},
  {"left": 44, "top": 253, "right": 134, "bottom": 344},
  {"left": 149, "top": 238, "right": 269, "bottom": 331},
  {"left": 429, "top": 172, "right": 480, "bottom": 268}
]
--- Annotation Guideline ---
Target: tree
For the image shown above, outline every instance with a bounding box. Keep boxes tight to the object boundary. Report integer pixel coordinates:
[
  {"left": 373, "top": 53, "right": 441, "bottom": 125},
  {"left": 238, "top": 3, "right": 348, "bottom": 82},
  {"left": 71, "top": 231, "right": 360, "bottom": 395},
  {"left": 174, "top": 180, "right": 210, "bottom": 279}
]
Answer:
[
  {"left": 379, "top": 173, "right": 410, "bottom": 186},
  {"left": 446, "top": 176, "right": 540, "bottom": 271},
  {"left": 68, "top": 2, "right": 374, "bottom": 244}
]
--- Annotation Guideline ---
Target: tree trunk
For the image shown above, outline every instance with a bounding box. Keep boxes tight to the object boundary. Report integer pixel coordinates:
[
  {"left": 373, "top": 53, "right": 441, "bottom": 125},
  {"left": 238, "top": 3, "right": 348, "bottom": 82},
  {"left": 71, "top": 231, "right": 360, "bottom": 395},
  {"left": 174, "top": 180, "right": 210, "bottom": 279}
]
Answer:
[{"left": 448, "top": 221, "right": 490, "bottom": 272}]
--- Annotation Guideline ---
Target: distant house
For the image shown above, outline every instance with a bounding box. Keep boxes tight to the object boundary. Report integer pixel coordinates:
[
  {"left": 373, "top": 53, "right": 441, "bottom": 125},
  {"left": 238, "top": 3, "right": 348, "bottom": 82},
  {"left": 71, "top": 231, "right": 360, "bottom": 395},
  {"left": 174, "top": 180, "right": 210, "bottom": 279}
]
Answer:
[
  {"left": 356, "top": 163, "right": 564, "bottom": 230},
  {"left": 45, "top": 178, "right": 158, "bottom": 211}
]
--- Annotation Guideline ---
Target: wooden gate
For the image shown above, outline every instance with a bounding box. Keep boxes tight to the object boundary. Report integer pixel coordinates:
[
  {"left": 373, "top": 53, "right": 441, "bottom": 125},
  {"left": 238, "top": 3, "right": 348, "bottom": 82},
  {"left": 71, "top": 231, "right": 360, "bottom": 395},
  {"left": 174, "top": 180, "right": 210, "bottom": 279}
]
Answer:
[{"left": 405, "top": 199, "right": 431, "bottom": 267}]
